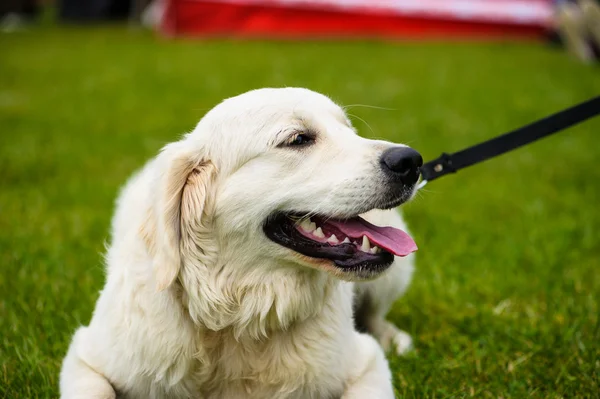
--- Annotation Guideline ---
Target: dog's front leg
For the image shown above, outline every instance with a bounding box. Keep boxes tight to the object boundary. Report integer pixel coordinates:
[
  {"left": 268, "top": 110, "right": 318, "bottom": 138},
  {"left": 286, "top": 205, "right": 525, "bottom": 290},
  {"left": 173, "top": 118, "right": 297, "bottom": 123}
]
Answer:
[
  {"left": 60, "top": 328, "right": 116, "bottom": 399},
  {"left": 342, "top": 332, "right": 394, "bottom": 399}
]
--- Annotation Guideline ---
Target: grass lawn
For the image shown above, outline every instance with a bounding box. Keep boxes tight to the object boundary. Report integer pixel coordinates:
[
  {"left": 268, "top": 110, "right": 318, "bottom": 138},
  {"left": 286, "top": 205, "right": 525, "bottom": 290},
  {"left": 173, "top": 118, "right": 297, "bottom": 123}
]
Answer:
[{"left": 1, "top": 25, "right": 599, "bottom": 398}]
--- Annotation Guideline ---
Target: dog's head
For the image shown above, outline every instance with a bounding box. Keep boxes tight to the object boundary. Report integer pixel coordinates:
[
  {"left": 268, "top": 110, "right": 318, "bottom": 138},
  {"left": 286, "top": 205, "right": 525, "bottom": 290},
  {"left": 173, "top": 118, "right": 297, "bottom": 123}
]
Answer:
[{"left": 150, "top": 88, "right": 421, "bottom": 292}]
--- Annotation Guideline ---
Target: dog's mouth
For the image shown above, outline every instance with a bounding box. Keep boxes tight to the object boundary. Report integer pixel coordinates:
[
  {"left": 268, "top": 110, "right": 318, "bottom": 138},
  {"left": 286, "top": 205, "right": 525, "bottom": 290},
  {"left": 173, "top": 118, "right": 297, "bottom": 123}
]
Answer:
[{"left": 263, "top": 212, "right": 417, "bottom": 275}]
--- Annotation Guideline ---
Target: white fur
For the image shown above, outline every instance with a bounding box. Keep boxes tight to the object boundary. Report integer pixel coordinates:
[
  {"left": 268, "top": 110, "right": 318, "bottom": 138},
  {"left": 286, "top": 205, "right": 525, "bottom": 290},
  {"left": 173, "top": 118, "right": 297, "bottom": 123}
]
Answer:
[{"left": 60, "top": 88, "right": 415, "bottom": 398}]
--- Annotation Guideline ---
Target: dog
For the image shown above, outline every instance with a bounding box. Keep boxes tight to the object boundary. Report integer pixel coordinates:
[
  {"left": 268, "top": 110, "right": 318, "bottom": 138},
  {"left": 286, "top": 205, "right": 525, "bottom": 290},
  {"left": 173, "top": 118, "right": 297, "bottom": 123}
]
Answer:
[{"left": 60, "top": 88, "right": 422, "bottom": 398}]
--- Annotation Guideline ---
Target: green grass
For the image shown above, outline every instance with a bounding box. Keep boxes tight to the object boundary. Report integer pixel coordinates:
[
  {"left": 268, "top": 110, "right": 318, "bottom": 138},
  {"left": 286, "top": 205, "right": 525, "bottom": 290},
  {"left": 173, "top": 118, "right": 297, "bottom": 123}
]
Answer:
[{"left": 1, "top": 25, "right": 600, "bottom": 398}]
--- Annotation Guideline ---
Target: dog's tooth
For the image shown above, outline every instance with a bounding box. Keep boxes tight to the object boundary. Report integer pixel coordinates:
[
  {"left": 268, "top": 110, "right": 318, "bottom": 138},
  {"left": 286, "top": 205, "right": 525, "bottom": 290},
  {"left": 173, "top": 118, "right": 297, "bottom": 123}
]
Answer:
[
  {"left": 327, "top": 234, "right": 339, "bottom": 244},
  {"left": 314, "top": 227, "right": 325, "bottom": 238},
  {"left": 341, "top": 237, "right": 351, "bottom": 244},
  {"left": 300, "top": 219, "right": 316, "bottom": 233},
  {"left": 370, "top": 246, "right": 380, "bottom": 254},
  {"left": 299, "top": 218, "right": 312, "bottom": 232},
  {"left": 361, "top": 236, "right": 371, "bottom": 252}
]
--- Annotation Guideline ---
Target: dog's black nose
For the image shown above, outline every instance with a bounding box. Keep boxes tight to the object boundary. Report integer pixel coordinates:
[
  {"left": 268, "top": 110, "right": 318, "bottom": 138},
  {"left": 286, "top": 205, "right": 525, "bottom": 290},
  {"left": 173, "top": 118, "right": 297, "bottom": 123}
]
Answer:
[{"left": 380, "top": 147, "right": 423, "bottom": 185}]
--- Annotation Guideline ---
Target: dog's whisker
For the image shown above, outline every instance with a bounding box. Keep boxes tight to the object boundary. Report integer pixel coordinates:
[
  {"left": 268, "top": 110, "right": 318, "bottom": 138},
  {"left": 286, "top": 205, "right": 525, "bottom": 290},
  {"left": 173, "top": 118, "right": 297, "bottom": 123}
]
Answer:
[
  {"left": 417, "top": 187, "right": 438, "bottom": 194},
  {"left": 343, "top": 104, "right": 396, "bottom": 111},
  {"left": 347, "top": 113, "right": 375, "bottom": 136}
]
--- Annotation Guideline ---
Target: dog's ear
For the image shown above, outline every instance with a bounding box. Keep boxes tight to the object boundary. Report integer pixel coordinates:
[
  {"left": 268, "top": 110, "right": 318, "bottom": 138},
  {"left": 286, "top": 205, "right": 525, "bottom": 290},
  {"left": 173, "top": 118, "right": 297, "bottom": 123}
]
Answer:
[{"left": 150, "top": 141, "right": 217, "bottom": 291}]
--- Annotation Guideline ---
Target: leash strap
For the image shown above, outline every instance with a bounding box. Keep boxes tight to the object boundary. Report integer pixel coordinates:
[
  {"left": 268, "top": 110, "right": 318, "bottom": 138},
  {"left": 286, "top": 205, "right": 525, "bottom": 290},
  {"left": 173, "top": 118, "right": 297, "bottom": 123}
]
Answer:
[{"left": 420, "top": 95, "right": 600, "bottom": 184}]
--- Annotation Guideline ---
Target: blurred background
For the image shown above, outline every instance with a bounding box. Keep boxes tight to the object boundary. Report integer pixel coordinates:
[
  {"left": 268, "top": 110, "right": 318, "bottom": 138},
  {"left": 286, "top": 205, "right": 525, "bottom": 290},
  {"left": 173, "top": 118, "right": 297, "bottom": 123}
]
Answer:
[{"left": 1, "top": 0, "right": 599, "bottom": 397}]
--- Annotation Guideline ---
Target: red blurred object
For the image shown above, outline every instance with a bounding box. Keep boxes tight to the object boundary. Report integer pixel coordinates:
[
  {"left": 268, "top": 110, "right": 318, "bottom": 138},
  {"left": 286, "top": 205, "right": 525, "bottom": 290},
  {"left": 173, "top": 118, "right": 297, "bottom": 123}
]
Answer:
[{"left": 161, "top": 0, "right": 554, "bottom": 39}]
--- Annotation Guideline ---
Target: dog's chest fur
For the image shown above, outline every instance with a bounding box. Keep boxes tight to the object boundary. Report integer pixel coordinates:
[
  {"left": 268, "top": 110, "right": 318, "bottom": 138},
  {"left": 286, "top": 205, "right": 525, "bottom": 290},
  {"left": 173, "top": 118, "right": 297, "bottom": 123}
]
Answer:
[
  {"left": 189, "top": 323, "right": 348, "bottom": 398},
  {"left": 104, "top": 275, "right": 355, "bottom": 398},
  {"left": 109, "top": 280, "right": 353, "bottom": 399}
]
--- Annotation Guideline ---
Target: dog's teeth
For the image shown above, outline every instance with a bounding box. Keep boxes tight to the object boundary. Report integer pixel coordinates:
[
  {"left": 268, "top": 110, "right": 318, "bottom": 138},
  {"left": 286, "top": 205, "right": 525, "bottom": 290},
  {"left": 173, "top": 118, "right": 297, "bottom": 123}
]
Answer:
[
  {"left": 341, "top": 237, "right": 351, "bottom": 244},
  {"left": 308, "top": 222, "right": 317, "bottom": 232},
  {"left": 370, "top": 246, "right": 380, "bottom": 254},
  {"left": 327, "top": 234, "right": 339, "bottom": 244},
  {"left": 361, "top": 236, "right": 371, "bottom": 252},
  {"left": 314, "top": 227, "right": 325, "bottom": 238}
]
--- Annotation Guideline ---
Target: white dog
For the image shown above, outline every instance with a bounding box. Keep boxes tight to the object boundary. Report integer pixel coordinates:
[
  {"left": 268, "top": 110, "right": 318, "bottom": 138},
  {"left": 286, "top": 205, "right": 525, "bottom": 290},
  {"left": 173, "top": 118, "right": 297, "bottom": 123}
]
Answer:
[{"left": 60, "top": 88, "right": 423, "bottom": 399}]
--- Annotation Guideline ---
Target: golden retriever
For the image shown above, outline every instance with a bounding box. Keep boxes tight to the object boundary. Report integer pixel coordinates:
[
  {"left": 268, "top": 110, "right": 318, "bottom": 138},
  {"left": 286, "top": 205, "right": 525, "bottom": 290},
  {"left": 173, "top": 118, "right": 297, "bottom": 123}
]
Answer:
[{"left": 60, "top": 88, "right": 422, "bottom": 398}]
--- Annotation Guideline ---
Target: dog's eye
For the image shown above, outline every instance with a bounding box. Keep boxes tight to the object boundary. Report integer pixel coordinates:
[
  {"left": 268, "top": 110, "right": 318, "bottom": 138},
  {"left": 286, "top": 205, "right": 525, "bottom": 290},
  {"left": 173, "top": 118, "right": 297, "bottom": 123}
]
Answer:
[{"left": 287, "top": 133, "right": 314, "bottom": 147}]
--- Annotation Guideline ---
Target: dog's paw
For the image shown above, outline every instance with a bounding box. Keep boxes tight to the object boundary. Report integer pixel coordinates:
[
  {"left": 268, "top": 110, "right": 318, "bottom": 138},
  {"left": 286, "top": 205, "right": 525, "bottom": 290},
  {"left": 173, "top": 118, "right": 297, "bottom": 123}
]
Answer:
[{"left": 392, "top": 330, "right": 413, "bottom": 355}]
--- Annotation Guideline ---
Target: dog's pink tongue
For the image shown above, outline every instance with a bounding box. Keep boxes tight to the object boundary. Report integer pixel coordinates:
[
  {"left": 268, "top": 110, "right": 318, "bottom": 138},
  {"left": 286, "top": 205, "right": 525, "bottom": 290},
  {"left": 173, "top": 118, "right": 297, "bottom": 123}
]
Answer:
[{"left": 327, "top": 217, "right": 417, "bottom": 257}]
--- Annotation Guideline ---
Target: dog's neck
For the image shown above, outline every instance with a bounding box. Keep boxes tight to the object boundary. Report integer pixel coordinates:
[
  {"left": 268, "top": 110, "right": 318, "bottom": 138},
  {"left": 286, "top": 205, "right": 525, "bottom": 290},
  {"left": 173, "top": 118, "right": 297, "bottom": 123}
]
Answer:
[
  {"left": 178, "top": 258, "right": 338, "bottom": 339},
  {"left": 173, "top": 212, "right": 341, "bottom": 339}
]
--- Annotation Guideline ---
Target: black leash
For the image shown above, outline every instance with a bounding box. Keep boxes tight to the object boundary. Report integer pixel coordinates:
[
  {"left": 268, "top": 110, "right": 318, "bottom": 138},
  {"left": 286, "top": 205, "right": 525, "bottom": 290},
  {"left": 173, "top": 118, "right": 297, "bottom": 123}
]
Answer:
[{"left": 419, "top": 95, "right": 600, "bottom": 187}]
